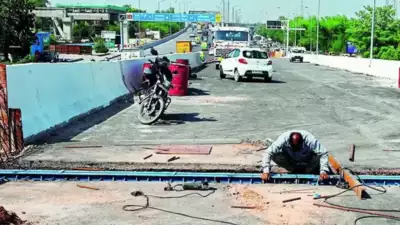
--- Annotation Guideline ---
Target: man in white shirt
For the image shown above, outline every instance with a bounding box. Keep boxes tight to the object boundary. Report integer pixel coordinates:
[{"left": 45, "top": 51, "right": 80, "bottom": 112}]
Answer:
[{"left": 261, "top": 130, "right": 330, "bottom": 181}]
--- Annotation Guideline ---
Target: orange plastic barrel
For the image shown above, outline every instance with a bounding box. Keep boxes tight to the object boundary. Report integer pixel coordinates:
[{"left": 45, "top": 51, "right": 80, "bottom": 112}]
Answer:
[
  {"left": 168, "top": 62, "right": 188, "bottom": 96},
  {"left": 176, "top": 59, "right": 190, "bottom": 81}
]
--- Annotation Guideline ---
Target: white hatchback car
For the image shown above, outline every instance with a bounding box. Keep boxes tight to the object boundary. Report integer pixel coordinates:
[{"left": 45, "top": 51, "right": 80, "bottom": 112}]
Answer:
[{"left": 219, "top": 48, "right": 273, "bottom": 82}]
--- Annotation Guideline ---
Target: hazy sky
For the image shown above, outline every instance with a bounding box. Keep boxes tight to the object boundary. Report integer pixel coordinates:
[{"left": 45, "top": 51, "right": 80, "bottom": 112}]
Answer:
[{"left": 50, "top": 0, "right": 393, "bottom": 22}]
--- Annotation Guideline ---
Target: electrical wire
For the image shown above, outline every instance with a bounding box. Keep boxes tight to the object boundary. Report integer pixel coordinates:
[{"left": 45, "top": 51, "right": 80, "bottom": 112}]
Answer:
[
  {"left": 319, "top": 168, "right": 400, "bottom": 225},
  {"left": 122, "top": 188, "right": 240, "bottom": 225}
]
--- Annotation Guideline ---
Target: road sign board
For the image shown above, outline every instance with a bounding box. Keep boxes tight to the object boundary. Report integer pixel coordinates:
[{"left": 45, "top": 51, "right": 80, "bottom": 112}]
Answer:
[
  {"left": 101, "top": 30, "right": 116, "bottom": 39},
  {"left": 215, "top": 13, "right": 222, "bottom": 23},
  {"left": 125, "top": 13, "right": 217, "bottom": 23},
  {"left": 266, "top": 20, "right": 283, "bottom": 29}
]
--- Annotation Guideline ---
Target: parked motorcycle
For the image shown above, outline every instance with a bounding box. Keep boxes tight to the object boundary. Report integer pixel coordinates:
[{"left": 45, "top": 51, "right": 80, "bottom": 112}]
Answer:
[{"left": 137, "top": 48, "right": 175, "bottom": 125}]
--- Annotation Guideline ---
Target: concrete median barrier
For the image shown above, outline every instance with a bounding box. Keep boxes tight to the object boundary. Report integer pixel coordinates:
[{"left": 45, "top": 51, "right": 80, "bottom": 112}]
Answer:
[{"left": 5, "top": 51, "right": 202, "bottom": 141}]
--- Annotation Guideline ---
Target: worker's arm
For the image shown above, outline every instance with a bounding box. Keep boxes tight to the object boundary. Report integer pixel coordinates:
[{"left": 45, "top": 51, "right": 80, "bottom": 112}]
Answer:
[
  {"left": 262, "top": 137, "right": 285, "bottom": 173},
  {"left": 306, "top": 135, "right": 329, "bottom": 173}
]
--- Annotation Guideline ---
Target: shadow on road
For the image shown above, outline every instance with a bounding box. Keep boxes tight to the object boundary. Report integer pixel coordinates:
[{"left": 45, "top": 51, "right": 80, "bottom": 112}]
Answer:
[
  {"left": 226, "top": 78, "right": 286, "bottom": 84},
  {"left": 188, "top": 87, "right": 210, "bottom": 96},
  {"left": 157, "top": 112, "right": 217, "bottom": 125}
]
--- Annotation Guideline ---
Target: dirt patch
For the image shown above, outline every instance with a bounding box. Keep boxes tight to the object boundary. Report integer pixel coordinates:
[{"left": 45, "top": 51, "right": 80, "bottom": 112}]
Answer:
[
  {"left": 228, "top": 185, "right": 334, "bottom": 225},
  {"left": 0, "top": 206, "right": 31, "bottom": 225}
]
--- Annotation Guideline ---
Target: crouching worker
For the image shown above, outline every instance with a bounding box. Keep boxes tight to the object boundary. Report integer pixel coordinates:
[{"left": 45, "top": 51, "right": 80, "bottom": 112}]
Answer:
[{"left": 261, "top": 130, "right": 330, "bottom": 181}]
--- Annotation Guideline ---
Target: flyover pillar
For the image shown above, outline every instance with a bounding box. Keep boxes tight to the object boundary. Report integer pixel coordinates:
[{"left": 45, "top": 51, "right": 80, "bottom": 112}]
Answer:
[
  {"left": 123, "top": 21, "right": 129, "bottom": 47},
  {"left": 62, "top": 17, "right": 74, "bottom": 41}
]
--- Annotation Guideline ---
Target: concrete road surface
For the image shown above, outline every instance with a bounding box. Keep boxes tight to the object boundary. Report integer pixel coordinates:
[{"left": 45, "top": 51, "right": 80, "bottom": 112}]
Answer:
[
  {"left": 26, "top": 59, "right": 400, "bottom": 172},
  {"left": 2, "top": 182, "right": 399, "bottom": 225}
]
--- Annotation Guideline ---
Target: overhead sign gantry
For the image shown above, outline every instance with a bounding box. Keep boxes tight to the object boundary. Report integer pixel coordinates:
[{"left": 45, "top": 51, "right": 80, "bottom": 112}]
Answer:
[{"left": 118, "top": 13, "right": 221, "bottom": 48}]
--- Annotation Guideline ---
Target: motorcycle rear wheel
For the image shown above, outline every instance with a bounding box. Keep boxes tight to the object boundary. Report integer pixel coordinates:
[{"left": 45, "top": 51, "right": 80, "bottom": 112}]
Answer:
[{"left": 138, "top": 96, "right": 166, "bottom": 125}]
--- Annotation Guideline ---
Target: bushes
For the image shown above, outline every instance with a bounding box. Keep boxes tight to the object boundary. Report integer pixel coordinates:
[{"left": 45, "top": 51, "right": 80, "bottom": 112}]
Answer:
[{"left": 93, "top": 38, "right": 109, "bottom": 54}]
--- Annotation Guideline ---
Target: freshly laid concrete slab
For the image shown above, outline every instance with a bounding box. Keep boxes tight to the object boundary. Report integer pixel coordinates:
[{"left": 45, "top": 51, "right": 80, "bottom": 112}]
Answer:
[
  {"left": 1, "top": 181, "right": 399, "bottom": 225},
  {"left": 20, "top": 143, "right": 266, "bottom": 172}
]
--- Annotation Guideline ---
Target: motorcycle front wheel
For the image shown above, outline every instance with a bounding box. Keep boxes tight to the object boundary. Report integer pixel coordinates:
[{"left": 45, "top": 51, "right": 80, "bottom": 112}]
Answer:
[{"left": 137, "top": 96, "right": 166, "bottom": 125}]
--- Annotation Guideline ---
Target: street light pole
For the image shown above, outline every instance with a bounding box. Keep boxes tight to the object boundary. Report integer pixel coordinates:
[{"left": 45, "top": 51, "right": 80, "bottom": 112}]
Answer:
[
  {"left": 369, "top": 0, "right": 376, "bottom": 67},
  {"left": 138, "top": 0, "right": 141, "bottom": 43},
  {"left": 222, "top": 0, "right": 225, "bottom": 25},
  {"left": 316, "top": 0, "right": 320, "bottom": 55}
]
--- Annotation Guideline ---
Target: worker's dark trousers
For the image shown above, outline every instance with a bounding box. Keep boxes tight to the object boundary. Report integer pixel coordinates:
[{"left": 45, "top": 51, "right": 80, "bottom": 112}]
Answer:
[{"left": 271, "top": 153, "right": 321, "bottom": 174}]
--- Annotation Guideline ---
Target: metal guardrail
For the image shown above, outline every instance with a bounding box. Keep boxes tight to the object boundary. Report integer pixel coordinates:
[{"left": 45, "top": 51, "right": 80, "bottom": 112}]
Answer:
[{"left": 0, "top": 170, "right": 399, "bottom": 186}]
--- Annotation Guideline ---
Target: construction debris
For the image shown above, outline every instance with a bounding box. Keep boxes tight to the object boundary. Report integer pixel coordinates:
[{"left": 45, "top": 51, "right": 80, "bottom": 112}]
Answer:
[{"left": 0, "top": 206, "right": 31, "bottom": 225}]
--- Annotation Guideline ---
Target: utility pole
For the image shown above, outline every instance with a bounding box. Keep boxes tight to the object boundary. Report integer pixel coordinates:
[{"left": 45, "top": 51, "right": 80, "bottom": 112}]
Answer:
[
  {"left": 222, "top": 0, "right": 225, "bottom": 25},
  {"left": 227, "top": 0, "right": 230, "bottom": 23},
  {"left": 286, "top": 20, "right": 290, "bottom": 57},
  {"left": 316, "top": 0, "right": 320, "bottom": 55},
  {"left": 369, "top": 0, "right": 376, "bottom": 67},
  {"left": 232, "top": 6, "right": 235, "bottom": 24},
  {"left": 300, "top": 0, "right": 304, "bottom": 17},
  {"left": 138, "top": 0, "right": 141, "bottom": 42}
]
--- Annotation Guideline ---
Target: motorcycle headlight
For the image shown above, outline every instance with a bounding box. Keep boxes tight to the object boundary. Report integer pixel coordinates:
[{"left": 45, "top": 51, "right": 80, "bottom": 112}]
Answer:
[{"left": 143, "top": 68, "right": 152, "bottom": 75}]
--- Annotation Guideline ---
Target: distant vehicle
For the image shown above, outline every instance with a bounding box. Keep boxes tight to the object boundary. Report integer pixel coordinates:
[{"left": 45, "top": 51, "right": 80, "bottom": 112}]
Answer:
[
  {"left": 289, "top": 47, "right": 305, "bottom": 62},
  {"left": 219, "top": 48, "right": 273, "bottom": 82},
  {"left": 210, "top": 26, "right": 251, "bottom": 70},
  {"left": 189, "top": 33, "right": 196, "bottom": 38}
]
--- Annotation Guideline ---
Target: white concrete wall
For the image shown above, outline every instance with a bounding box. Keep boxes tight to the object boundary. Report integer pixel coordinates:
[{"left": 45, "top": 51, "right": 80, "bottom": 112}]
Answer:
[{"left": 304, "top": 54, "right": 400, "bottom": 81}]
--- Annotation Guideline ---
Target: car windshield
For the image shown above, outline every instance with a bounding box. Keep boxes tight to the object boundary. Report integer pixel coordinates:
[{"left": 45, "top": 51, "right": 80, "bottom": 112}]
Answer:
[
  {"left": 243, "top": 50, "right": 268, "bottom": 59},
  {"left": 215, "top": 31, "right": 249, "bottom": 41},
  {"left": 292, "top": 49, "right": 304, "bottom": 53}
]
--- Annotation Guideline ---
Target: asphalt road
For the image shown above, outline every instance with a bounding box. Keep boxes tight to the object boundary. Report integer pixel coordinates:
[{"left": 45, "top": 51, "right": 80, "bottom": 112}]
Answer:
[
  {"left": 144, "top": 30, "right": 201, "bottom": 56},
  {"left": 46, "top": 58, "right": 400, "bottom": 172}
]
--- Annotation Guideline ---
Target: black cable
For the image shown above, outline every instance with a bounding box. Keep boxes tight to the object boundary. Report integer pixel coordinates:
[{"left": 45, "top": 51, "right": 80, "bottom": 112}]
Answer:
[
  {"left": 122, "top": 189, "right": 240, "bottom": 225},
  {"left": 319, "top": 169, "right": 400, "bottom": 224},
  {"left": 354, "top": 216, "right": 400, "bottom": 225}
]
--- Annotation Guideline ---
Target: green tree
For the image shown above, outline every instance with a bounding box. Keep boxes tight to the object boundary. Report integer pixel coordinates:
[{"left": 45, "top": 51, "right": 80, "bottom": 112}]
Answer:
[
  {"left": 0, "top": 0, "right": 36, "bottom": 60},
  {"left": 347, "top": 5, "right": 400, "bottom": 58},
  {"left": 73, "top": 21, "right": 95, "bottom": 40}
]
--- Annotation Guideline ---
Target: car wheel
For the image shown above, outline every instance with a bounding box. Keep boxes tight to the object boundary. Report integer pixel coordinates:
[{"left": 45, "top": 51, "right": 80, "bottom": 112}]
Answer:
[
  {"left": 264, "top": 74, "right": 272, "bottom": 83},
  {"left": 234, "top": 70, "right": 241, "bottom": 82},
  {"left": 247, "top": 75, "right": 253, "bottom": 81},
  {"left": 300, "top": 58, "right": 303, "bottom": 63},
  {"left": 219, "top": 67, "right": 226, "bottom": 79}
]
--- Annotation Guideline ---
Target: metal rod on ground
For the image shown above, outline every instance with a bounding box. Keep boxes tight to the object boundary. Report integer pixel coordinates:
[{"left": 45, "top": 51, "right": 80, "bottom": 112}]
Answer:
[
  {"left": 143, "top": 154, "right": 153, "bottom": 160},
  {"left": 77, "top": 184, "right": 99, "bottom": 190},
  {"left": 230, "top": 205, "right": 257, "bottom": 209},
  {"left": 383, "top": 149, "right": 400, "bottom": 152},
  {"left": 314, "top": 203, "right": 400, "bottom": 220},
  {"left": 276, "top": 188, "right": 317, "bottom": 194},
  {"left": 282, "top": 197, "right": 301, "bottom": 203}
]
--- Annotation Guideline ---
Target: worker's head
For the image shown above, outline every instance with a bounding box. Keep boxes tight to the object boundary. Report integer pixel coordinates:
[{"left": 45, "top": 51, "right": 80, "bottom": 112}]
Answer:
[{"left": 289, "top": 132, "right": 303, "bottom": 152}]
